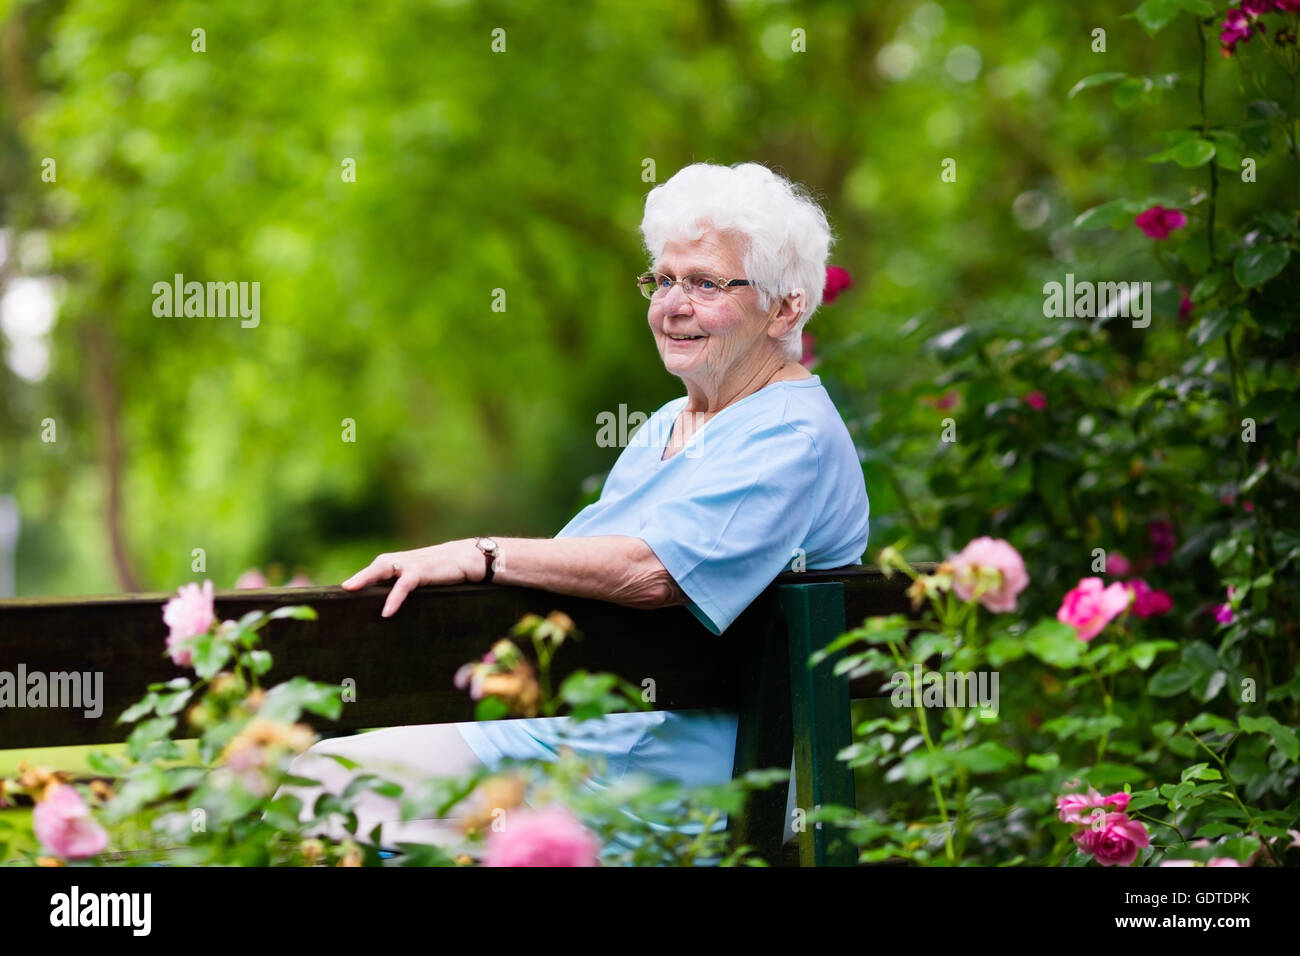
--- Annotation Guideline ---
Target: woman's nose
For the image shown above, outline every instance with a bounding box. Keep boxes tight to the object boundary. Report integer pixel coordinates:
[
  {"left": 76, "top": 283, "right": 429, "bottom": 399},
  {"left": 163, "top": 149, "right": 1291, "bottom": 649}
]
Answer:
[{"left": 659, "top": 283, "right": 693, "bottom": 315}]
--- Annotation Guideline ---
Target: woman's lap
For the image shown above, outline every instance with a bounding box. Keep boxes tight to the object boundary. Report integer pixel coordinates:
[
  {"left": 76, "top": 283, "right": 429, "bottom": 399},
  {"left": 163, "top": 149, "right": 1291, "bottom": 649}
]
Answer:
[{"left": 282, "top": 723, "right": 490, "bottom": 848}]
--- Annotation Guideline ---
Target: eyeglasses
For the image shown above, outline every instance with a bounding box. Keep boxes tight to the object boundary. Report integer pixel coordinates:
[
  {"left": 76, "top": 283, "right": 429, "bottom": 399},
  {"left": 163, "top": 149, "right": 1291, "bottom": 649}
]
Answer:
[{"left": 636, "top": 271, "right": 754, "bottom": 303}]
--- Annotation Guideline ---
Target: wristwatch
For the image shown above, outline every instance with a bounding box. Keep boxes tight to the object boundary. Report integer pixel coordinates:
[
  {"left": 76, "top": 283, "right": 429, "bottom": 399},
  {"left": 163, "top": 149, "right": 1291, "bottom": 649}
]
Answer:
[{"left": 473, "top": 537, "right": 499, "bottom": 583}]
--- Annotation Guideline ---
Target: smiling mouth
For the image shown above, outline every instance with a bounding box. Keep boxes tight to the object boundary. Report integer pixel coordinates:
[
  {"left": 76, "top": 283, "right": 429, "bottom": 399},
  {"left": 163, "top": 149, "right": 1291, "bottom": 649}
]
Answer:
[{"left": 667, "top": 334, "right": 707, "bottom": 341}]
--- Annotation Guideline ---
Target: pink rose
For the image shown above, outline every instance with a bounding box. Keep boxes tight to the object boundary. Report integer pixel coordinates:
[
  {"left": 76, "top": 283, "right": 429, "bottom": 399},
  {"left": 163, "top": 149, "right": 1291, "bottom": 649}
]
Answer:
[
  {"left": 235, "top": 569, "right": 268, "bottom": 589},
  {"left": 33, "top": 784, "right": 109, "bottom": 859},
  {"left": 1057, "top": 577, "right": 1132, "bottom": 642},
  {"left": 1056, "top": 788, "right": 1130, "bottom": 824},
  {"left": 483, "top": 807, "right": 601, "bottom": 867},
  {"left": 822, "top": 265, "right": 853, "bottom": 305},
  {"left": 1107, "top": 552, "right": 1133, "bottom": 577},
  {"left": 1134, "top": 206, "right": 1188, "bottom": 240},
  {"left": 946, "top": 537, "right": 1029, "bottom": 613},
  {"left": 162, "top": 580, "right": 215, "bottom": 667},
  {"left": 1024, "top": 390, "right": 1047, "bottom": 411},
  {"left": 1072, "top": 812, "right": 1150, "bottom": 866},
  {"left": 287, "top": 573, "right": 313, "bottom": 587},
  {"left": 1126, "top": 579, "right": 1173, "bottom": 617}
]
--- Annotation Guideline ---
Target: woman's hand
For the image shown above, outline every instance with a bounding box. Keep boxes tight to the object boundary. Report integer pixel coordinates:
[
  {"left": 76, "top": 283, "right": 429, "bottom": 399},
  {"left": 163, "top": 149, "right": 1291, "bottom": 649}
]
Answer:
[{"left": 341, "top": 540, "right": 480, "bottom": 618}]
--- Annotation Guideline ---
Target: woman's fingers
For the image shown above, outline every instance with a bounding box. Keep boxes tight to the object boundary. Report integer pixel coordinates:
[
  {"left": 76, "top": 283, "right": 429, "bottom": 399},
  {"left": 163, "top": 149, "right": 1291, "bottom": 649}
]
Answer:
[
  {"left": 381, "top": 572, "right": 420, "bottom": 618},
  {"left": 341, "top": 554, "right": 400, "bottom": 591}
]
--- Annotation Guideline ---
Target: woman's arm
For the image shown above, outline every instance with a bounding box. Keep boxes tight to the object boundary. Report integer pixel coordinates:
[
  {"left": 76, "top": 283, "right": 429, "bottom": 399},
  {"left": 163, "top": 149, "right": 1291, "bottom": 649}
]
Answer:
[{"left": 341, "top": 536, "right": 688, "bottom": 618}]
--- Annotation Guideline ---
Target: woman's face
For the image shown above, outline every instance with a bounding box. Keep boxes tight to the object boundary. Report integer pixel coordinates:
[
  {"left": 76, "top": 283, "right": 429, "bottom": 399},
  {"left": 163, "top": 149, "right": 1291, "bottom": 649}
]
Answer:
[{"left": 647, "top": 230, "right": 778, "bottom": 387}]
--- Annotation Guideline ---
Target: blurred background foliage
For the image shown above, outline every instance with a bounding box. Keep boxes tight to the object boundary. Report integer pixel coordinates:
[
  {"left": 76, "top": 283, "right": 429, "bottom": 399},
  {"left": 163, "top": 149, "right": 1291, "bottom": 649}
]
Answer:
[{"left": 0, "top": 0, "right": 1292, "bottom": 597}]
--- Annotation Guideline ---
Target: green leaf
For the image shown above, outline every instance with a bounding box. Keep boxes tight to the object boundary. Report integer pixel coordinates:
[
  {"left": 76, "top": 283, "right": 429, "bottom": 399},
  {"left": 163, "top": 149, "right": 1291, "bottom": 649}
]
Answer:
[
  {"left": 119, "top": 693, "right": 159, "bottom": 724},
  {"left": 126, "top": 716, "right": 177, "bottom": 755},
  {"left": 155, "top": 688, "right": 193, "bottom": 717},
  {"left": 1239, "top": 715, "right": 1299, "bottom": 761},
  {"left": 1067, "top": 72, "right": 1127, "bottom": 99},
  {"left": 1130, "top": 640, "right": 1178, "bottom": 670},
  {"left": 474, "top": 697, "right": 509, "bottom": 721},
  {"left": 1149, "top": 663, "right": 1196, "bottom": 697},
  {"left": 986, "top": 636, "right": 1026, "bottom": 666},
  {"left": 86, "top": 750, "right": 126, "bottom": 776},
  {"left": 923, "top": 325, "right": 984, "bottom": 362},
  {"left": 1072, "top": 199, "right": 1140, "bottom": 231},
  {"left": 1189, "top": 269, "right": 1227, "bottom": 303},
  {"left": 269, "top": 605, "right": 318, "bottom": 621},
  {"left": 1133, "top": 0, "right": 1213, "bottom": 34},
  {"left": 1088, "top": 762, "right": 1148, "bottom": 785},
  {"left": 1025, "top": 618, "right": 1084, "bottom": 667},
  {"left": 1135, "top": 0, "right": 1182, "bottom": 34},
  {"left": 191, "top": 632, "right": 232, "bottom": 680},
  {"left": 1026, "top": 752, "right": 1060, "bottom": 771},
  {"left": 1188, "top": 307, "right": 1234, "bottom": 346},
  {"left": 953, "top": 742, "right": 1019, "bottom": 774},
  {"left": 237, "top": 610, "right": 267, "bottom": 630},
  {"left": 243, "top": 649, "right": 273, "bottom": 675},
  {"left": 1233, "top": 243, "right": 1291, "bottom": 288},
  {"left": 1148, "top": 137, "right": 1216, "bottom": 168},
  {"left": 1194, "top": 822, "right": 1245, "bottom": 838},
  {"left": 260, "top": 677, "right": 344, "bottom": 722}
]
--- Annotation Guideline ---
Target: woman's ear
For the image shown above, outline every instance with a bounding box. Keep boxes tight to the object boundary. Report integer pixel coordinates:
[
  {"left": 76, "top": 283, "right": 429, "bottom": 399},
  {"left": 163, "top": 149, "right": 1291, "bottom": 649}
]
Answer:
[{"left": 768, "top": 288, "right": 806, "bottom": 338}]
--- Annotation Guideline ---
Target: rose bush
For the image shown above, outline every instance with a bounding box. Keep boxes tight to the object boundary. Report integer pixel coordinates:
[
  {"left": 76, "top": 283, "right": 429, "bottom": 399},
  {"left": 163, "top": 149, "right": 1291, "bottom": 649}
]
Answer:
[{"left": 814, "top": 0, "right": 1298, "bottom": 866}]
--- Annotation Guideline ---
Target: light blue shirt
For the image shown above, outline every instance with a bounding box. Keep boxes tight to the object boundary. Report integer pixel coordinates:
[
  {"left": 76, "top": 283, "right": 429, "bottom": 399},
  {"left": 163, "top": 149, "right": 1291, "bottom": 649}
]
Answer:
[{"left": 456, "top": 376, "right": 869, "bottom": 852}]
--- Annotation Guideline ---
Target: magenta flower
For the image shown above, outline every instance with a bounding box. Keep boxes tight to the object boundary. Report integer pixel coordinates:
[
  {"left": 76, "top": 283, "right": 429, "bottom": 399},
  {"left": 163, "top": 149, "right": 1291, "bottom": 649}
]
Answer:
[
  {"left": 1057, "top": 577, "right": 1132, "bottom": 642},
  {"left": 1024, "top": 390, "right": 1047, "bottom": 411},
  {"left": 1178, "top": 287, "right": 1194, "bottom": 322},
  {"left": 483, "top": 807, "right": 601, "bottom": 867},
  {"left": 1126, "top": 579, "right": 1173, "bottom": 618},
  {"left": 1148, "top": 520, "right": 1176, "bottom": 566},
  {"left": 946, "top": 537, "right": 1030, "bottom": 613},
  {"left": 1214, "top": 603, "right": 1235, "bottom": 625},
  {"left": 162, "top": 580, "right": 215, "bottom": 668},
  {"left": 822, "top": 265, "right": 853, "bottom": 305},
  {"left": 1134, "top": 206, "right": 1188, "bottom": 240},
  {"left": 1056, "top": 788, "right": 1131, "bottom": 824},
  {"left": 800, "top": 331, "right": 818, "bottom": 369},
  {"left": 33, "top": 784, "right": 109, "bottom": 859},
  {"left": 1072, "top": 812, "right": 1150, "bottom": 866},
  {"left": 1220, "top": 9, "right": 1254, "bottom": 52},
  {"left": 1107, "top": 552, "right": 1133, "bottom": 577}
]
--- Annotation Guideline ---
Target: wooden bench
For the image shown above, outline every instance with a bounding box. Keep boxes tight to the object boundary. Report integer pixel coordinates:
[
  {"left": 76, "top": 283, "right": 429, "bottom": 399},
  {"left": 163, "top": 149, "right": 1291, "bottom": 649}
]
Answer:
[{"left": 0, "top": 564, "right": 926, "bottom": 866}]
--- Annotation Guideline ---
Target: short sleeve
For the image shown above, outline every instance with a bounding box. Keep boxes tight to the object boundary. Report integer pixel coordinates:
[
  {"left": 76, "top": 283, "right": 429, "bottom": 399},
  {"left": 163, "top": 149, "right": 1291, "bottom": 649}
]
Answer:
[{"left": 636, "top": 421, "right": 820, "bottom": 635}]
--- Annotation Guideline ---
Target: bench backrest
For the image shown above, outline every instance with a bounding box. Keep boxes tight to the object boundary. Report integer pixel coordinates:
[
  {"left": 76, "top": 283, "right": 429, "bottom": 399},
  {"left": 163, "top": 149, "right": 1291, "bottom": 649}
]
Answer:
[{"left": 1, "top": 564, "right": 928, "bottom": 865}]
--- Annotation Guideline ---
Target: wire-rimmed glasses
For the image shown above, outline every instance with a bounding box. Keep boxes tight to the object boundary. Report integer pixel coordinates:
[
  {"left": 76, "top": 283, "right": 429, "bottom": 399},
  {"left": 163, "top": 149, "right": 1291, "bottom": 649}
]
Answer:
[{"left": 636, "top": 271, "right": 754, "bottom": 303}]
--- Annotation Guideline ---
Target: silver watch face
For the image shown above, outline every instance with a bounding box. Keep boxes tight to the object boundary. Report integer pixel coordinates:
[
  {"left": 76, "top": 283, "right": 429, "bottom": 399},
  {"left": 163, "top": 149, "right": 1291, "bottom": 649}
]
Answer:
[{"left": 479, "top": 537, "right": 499, "bottom": 554}]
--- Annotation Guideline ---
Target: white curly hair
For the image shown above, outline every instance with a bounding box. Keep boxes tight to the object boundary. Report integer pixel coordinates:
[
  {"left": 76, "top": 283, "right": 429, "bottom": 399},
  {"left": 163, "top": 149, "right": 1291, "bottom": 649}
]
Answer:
[{"left": 639, "top": 162, "right": 835, "bottom": 360}]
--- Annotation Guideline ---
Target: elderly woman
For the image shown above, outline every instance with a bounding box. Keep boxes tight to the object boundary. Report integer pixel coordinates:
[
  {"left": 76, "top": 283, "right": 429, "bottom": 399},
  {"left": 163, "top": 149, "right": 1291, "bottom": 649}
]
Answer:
[{"left": 289, "top": 161, "right": 869, "bottom": 853}]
